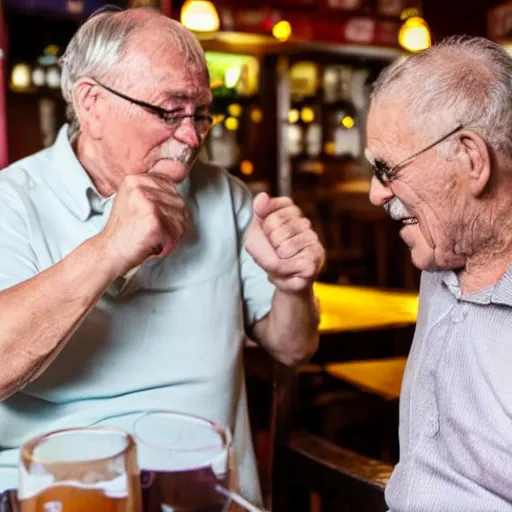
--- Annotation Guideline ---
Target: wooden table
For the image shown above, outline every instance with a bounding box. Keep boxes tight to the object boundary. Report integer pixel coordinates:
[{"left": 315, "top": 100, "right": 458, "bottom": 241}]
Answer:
[
  {"left": 325, "top": 357, "right": 407, "bottom": 400},
  {"left": 314, "top": 282, "right": 419, "bottom": 335}
]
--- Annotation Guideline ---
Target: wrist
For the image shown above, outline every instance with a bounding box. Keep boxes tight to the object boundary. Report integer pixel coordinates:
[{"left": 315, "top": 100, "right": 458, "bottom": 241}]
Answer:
[
  {"left": 271, "top": 275, "right": 315, "bottom": 297},
  {"left": 88, "top": 233, "right": 126, "bottom": 282}
]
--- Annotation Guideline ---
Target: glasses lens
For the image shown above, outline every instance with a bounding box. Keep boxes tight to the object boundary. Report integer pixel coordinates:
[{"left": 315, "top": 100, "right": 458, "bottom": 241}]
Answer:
[
  {"left": 196, "top": 117, "right": 213, "bottom": 137},
  {"left": 373, "top": 162, "right": 388, "bottom": 185}
]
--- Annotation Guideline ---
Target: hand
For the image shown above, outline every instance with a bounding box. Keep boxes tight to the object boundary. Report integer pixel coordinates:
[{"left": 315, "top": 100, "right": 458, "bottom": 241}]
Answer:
[
  {"left": 100, "top": 173, "right": 187, "bottom": 276},
  {"left": 245, "top": 193, "right": 325, "bottom": 293}
]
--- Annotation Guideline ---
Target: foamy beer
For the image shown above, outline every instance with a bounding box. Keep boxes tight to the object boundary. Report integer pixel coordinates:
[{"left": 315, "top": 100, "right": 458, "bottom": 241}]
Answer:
[
  {"left": 134, "top": 411, "right": 233, "bottom": 512},
  {"left": 19, "top": 426, "right": 142, "bottom": 512}
]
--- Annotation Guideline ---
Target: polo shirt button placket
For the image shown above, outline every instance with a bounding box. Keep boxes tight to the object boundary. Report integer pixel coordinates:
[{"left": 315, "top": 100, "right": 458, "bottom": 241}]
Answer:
[{"left": 451, "top": 304, "right": 468, "bottom": 323}]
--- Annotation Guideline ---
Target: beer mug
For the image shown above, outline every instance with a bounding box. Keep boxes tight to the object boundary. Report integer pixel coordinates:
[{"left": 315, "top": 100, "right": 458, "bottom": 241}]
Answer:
[
  {"left": 134, "top": 411, "right": 234, "bottom": 512},
  {"left": 19, "top": 426, "right": 142, "bottom": 512}
]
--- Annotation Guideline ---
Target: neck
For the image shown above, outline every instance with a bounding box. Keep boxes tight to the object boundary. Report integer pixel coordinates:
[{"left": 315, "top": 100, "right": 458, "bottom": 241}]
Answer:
[
  {"left": 459, "top": 203, "right": 512, "bottom": 294},
  {"left": 459, "top": 257, "right": 511, "bottom": 295},
  {"left": 75, "top": 134, "right": 119, "bottom": 197}
]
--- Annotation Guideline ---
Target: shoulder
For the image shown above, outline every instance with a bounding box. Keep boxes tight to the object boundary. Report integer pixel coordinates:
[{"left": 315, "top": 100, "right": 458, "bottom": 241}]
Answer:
[{"left": 0, "top": 147, "right": 52, "bottom": 202}]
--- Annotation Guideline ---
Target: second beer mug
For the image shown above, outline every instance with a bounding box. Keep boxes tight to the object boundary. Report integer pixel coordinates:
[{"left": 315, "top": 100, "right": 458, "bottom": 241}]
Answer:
[
  {"left": 19, "top": 426, "right": 142, "bottom": 512},
  {"left": 134, "top": 411, "right": 233, "bottom": 512}
]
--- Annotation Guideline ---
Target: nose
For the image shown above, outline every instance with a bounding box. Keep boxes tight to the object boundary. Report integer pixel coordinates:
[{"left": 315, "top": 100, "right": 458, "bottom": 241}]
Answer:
[
  {"left": 173, "top": 118, "right": 201, "bottom": 148},
  {"left": 369, "top": 175, "right": 394, "bottom": 206}
]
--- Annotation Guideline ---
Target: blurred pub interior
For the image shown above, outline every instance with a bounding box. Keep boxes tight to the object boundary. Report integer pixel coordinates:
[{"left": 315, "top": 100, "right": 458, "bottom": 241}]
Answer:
[
  {"left": 2, "top": 0, "right": 511, "bottom": 509},
  {"left": 2, "top": 0, "right": 507, "bottom": 290}
]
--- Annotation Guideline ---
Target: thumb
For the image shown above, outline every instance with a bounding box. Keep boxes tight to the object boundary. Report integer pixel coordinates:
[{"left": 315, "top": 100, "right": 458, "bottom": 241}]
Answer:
[{"left": 252, "top": 192, "right": 271, "bottom": 219}]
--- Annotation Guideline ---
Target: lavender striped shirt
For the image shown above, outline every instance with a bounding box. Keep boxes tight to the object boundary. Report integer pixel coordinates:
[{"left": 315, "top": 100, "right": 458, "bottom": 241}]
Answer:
[{"left": 387, "top": 269, "right": 512, "bottom": 511}]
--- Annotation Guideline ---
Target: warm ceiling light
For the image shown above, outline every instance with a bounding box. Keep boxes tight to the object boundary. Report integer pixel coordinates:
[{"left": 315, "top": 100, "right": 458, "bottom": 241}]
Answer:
[
  {"left": 300, "top": 107, "right": 315, "bottom": 123},
  {"left": 225, "top": 117, "right": 239, "bottom": 131},
  {"left": 240, "top": 160, "right": 254, "bottom": 176},
  {"left": 272, "top": 20, "right": 292, "bottom": 42},
  {"left": 228, "top": 103, "right": 243, "bottom": 117},
  {"left": 399, "top": 16, "right": 431, "bottom": 53},
  {"left": 11, "top": 63, "right": 31, "bottom": 90},
  {"left": 250, "top": 108, "right": 263, "bottom": 124},
  {"left": 341, "top": 115, "right": 355, "bottom": 129},
  {"left": 181, "top": 0, "right": 220, "bottom": 33},
  {"left": 288, "top": 109, "right": 300, "bottom": 124}
]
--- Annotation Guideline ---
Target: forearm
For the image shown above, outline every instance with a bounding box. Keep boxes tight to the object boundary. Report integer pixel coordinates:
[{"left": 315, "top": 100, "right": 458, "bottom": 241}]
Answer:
[
  {"left": 0, "top": 235, "right": 118, "bottom": 401},
  {"left": 253, "top": 285, "right": 320, "bottom": 367}
]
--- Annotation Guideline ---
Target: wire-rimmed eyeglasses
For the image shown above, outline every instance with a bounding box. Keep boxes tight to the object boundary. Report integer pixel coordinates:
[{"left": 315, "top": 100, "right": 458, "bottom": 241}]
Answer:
[
  {"left": 367, "top": 123, "right": 464, "bottom": 186},
  {"left": 94, "top": 80, "right": 214, "bottom": 138}
]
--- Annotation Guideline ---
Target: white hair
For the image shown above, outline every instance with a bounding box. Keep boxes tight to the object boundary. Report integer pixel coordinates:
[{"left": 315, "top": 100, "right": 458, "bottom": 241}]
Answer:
[
  {"left": 60, "top": 7, "right": 207, "bottom": 143},
  {"left": 371, "top": 36, "right": 512, "bottom": 155}
]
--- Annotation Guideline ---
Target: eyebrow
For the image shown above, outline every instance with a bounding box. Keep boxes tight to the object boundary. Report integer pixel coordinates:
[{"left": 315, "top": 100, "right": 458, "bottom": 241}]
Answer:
[
  {"left": 374, "top": 158, "right": 392, "bottom": 171},
  {"left": 364, "top": 148, "right": 375, "bottom": 165},
  {"left": 162, "top": 90, "right": 212, "bottom": 104},
  {"left": 365, "top": 148, "right": 394, "bottom": 171}
]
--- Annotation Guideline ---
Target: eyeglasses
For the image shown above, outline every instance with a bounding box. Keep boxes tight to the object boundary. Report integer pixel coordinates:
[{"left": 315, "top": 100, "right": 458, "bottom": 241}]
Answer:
[
  {"left": 94, "top": 80, "right": 214, "bottom": 138},
  {"left": 368, "top": 123, "right": 464, "bottom": 186}
]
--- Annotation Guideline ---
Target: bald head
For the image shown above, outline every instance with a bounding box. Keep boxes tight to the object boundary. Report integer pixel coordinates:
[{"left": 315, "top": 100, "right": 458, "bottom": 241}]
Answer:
[
  {"left": 119, "top": 8, "right": 207, "bottom": 74},
  {"left": 60, "top": 7, "right": 208, "bottom": 142},
  {"left": 371, "top": 36, "right": 512, "bottom": 155}
]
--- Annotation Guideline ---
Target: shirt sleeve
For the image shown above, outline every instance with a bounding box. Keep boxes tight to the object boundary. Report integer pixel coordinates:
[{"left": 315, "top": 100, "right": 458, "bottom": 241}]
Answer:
[
  {"left": 229, "top": 176, "right": 275, "bottom": 327},
  {"left": 0, "top": 183, "right": 39, "bottom": 292}
]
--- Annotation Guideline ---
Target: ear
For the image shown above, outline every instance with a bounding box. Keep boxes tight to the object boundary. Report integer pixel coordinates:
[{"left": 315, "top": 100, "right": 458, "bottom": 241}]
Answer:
[
  {"left": 73, "top": 78, "right": 106, "bottom": 140},
  {"left": 457, "top": 129, "right": 491, "bottom": 197}
]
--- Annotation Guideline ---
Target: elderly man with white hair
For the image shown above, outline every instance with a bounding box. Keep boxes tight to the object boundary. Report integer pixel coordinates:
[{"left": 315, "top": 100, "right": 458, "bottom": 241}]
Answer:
[
  {"left": 366, "top": 36, "right": 512, "bottom": 511},
  {"left": 0, "top": 7, "right": 324, "bottom": 502}
]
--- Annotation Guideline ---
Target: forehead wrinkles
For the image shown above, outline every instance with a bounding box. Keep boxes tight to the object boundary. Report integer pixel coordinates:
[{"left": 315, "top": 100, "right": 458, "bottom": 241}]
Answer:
[{"left": 367, "top": 103, "right": 421, "bottom": 164}]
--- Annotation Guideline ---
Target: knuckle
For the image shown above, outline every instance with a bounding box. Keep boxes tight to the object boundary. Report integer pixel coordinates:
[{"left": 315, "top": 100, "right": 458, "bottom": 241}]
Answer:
[
  {"left": 304, "top": 263, "right": 317, "bottom": 278},
  {"left": 146, "top": 215, "right": 162, "bottom": 234},
  {"left": 301, "top": 217, "right": 312, "bottom": 230},
  {"left": 292, "top": 205, "right": 303, "bottom": 218},
  {"left": 276, "top": 243, "right": 291, "bottom": 259}
]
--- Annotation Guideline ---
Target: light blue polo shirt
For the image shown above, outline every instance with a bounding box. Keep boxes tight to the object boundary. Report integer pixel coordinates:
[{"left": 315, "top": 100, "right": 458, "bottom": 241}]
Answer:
[{"left": 0, "top": 125, "right": 275, "bottom": 504}]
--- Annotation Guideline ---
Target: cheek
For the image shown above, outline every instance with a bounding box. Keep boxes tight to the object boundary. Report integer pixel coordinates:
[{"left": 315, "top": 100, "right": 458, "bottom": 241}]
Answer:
[
  {"left": 393, "top": 179, "right": 454, "bottom": 241},
  {"left": 117, "top": 124, "right": 171, "bottom": 170}
]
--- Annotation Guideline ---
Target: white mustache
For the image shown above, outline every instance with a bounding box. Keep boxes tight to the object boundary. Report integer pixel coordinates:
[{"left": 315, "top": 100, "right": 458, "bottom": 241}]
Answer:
[
  {"left": 159, "top": 140, "right": 196, "bottom": 164},
  {"left": 384, "top": 197, "right": 413, "bottom": 220}
]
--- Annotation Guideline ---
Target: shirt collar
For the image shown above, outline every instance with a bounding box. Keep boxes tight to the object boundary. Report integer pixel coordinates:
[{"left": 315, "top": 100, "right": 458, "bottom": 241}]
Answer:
[
  {"left": 490, "top": 266, "right": 512, "bottom": 306},
  {"left": 48, "top": 125, "right": 109, "bottom": 221},
  {"left": 441, "top": 266, "right": 512, "bottom": 307}
]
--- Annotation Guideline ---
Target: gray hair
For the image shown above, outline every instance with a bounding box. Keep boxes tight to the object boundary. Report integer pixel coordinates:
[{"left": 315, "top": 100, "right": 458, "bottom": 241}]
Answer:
[
  {"left": 60, "top": 7, "right": 207, "bottom": 143},
  {"left": 371, "top": 36, "right": 512, "bottom": 155}
]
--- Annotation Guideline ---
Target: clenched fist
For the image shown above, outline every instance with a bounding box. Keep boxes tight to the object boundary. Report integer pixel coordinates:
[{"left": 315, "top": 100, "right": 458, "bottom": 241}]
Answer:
[
  {"left": 100, "top": 172, "right": 187, "bottom": 277},
  {"left": 245, "top": 193, "right": 325, "bottom": 293}
]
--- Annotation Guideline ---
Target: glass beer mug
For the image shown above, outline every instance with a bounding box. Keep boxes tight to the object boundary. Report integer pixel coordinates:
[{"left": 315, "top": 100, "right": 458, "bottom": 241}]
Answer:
[
  {"left": 19, "top": 426, "right": 142, "bottom": 512},
  {"left": 134, "top": 411, "right": 234, "bottom": 512}
]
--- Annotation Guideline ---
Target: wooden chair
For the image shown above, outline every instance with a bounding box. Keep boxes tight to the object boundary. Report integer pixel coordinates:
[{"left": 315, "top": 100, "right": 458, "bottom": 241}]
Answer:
[{"left": 244, "top": 345, "right": 394, "bottom": 512}]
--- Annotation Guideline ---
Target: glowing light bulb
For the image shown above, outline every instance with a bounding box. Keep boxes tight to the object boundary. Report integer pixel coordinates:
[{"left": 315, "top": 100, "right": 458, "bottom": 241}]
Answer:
[
  {"left": 11, "top": 63, "right": 31, "bottom": 90},
  {"left": 288, "top": 109, "right": 300, "bottom": 124},
  {"left": 399, "top": 16, "right": 431, "bottom": 53},
  {"left": 181, "top": 0, "right": 220, "bottom": 33},
  {"left": 225, "top": 117, "right": 239, "bottom": 131},
  {"left": 272, "top": 20, "right": 292, "bottom": 42},
  {"left": 300, "top": 107, "right": 315, "bottom": 123},
  {"left": 240, "top": 160, "right": 254, "bottom": 176},
  {"left": 341, "top": 116, "right": 355, "bottom": 129}
]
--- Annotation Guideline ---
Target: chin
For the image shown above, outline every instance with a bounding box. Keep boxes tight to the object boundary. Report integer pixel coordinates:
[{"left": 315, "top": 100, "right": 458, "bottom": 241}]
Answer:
[
  {"left": 410, "top": 248, "right": 437, "bottom": 271},
  {"left": 410, "top": 246, "right": 465, "bottom": 272},
  {"left": 151, "top": 159, "right": 193, "bottom": 182}
]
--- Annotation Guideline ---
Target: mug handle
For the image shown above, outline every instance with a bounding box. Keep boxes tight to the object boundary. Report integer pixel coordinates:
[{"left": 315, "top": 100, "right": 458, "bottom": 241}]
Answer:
[{"left": 0, "top": 489, "right": 19, "bottom": 512}]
